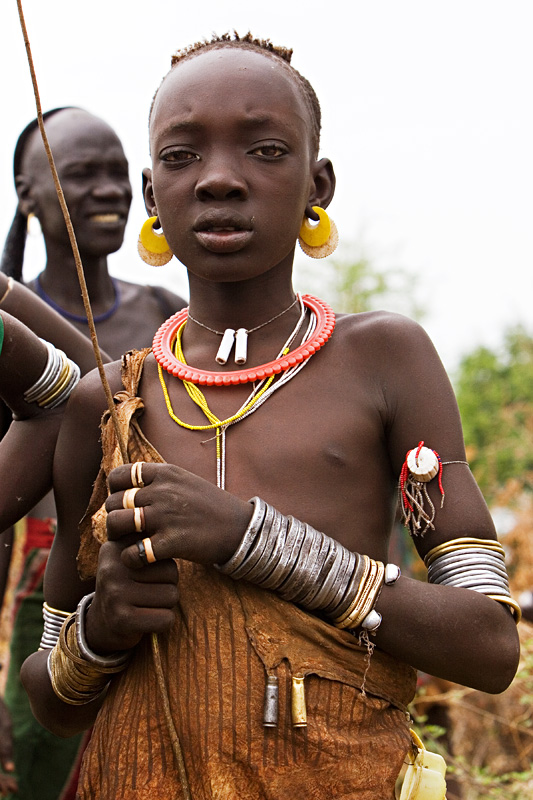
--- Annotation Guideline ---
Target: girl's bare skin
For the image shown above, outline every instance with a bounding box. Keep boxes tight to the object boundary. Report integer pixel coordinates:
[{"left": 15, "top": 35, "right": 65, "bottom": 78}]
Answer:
[{"left": 21, "top": 46, "right": 519, "bottom": 740}]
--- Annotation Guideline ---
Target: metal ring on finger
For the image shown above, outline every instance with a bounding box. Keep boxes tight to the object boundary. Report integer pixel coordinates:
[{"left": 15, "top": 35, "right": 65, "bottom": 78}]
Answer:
[
  {"left": 123, "top": 487, "right": 140, "bottom": 510},
  {"left": 137, "top": 539, "right": 148, "bottom": 565},
  {"left": 131, "top": 461, "right": 145, "bottom": 489},
  {"left": 143, "top": 537, "right": 157, "bottom": 564},
  {"left": 133, "top": 506, "right": 145, "bottom": 534}
]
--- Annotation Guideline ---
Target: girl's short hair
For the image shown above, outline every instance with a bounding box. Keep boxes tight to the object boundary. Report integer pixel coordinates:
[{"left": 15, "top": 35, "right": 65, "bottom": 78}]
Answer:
[{"left": 151, "top": 32, "right": 321, "bottom": 158}]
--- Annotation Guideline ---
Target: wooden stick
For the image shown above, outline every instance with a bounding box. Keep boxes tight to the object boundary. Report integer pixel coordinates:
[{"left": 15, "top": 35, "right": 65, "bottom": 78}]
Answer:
[{"left": 15, "top": 6, "right": 191, "bottom": 797}]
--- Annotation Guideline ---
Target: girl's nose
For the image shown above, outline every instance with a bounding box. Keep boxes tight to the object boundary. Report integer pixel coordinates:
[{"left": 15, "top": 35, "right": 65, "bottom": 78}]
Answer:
[{"left": 194, "top": 157, "right": 248, "bottom": 201}]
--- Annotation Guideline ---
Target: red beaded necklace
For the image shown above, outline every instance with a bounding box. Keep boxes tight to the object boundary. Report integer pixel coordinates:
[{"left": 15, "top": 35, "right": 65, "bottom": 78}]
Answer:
[{"left": 152, "top": 294, "right": 335, "bottom": 386}]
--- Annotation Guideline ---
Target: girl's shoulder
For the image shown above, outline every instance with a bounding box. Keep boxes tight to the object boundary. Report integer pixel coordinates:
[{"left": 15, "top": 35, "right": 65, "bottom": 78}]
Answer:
[{"left": 331, "top": 310, "right": 437, "bottom": 364}]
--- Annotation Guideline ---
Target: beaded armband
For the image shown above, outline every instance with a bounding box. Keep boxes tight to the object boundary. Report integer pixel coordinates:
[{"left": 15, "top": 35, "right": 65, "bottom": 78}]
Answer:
[{"left": 399, "top": 441, "right": 469, "bottom": 536}]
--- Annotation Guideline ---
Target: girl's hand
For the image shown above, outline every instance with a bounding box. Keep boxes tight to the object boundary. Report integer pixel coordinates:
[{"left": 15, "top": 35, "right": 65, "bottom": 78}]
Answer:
[
  {"left": 105, "top": 462, "right": 252, "bottom": 569},
  {"left": 86, "top": 536, "right": 179, "bottom": 654}
]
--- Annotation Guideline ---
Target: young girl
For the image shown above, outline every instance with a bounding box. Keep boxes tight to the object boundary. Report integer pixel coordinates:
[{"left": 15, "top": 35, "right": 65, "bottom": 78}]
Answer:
[{"left": 21, "top": 34, "right": 519, "bottom": 799}]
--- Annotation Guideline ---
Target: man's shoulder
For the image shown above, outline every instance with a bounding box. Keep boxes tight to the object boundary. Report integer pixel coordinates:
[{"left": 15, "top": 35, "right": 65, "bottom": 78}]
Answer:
[{"left": 116, "top": 280, "right": 186, "bottom": 315}]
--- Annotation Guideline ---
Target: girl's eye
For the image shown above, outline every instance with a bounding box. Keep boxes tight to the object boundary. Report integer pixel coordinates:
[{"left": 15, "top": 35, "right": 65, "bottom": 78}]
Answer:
[
  {"left": 160, "top": 150, "right": 199, "bottom": 164},
  {"left": 250, "top": 143, "right": 287, "bottom": 158}
]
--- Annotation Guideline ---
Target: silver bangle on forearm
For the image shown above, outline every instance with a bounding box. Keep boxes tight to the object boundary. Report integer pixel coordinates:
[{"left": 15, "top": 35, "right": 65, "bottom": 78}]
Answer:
[
  {"left": 424, "top": 537, "right": 521, "bottom": 622},
  {"left": 217, "top": 497, "right": 401, "bottom": 632},
  {"left": 39, "top": 602, "right": 72, "bottom": 650},
  {"left": 23, "top": 339, "right": 81, "bottom": 410}
]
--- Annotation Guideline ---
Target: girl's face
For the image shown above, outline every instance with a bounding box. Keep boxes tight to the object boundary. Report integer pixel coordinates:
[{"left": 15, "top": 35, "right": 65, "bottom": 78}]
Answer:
[{"left": 147, "top": 48, "right": 324, "bottom": 284}]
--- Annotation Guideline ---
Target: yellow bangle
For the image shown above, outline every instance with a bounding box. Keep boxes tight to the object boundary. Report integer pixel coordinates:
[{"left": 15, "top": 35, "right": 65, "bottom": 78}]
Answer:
[
  {"left": 424, "top": 537, "right": 504, "bottom": 567},
  {"left": 38, "top": 358, "right": 71, "bottom": 406},
  {"left": 333, "top": 556, "right": 370, "bottom": 625},
  {"left": 487, "top": 595, "right": 522, "bottom": 624}
]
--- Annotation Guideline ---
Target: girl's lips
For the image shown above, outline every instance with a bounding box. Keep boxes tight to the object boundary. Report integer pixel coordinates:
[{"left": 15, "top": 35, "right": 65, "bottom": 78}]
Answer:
[{"left": 194, "top": 229, "right": 253, "bottom": 253}]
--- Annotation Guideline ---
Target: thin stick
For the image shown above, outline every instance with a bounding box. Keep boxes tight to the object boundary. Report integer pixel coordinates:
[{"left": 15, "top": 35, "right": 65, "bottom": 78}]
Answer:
[
  {"left": 15, "top": 0, "right": 128, "bottom": 465},
  {"left": 16, "top": 6, "right": 192, "bottom": 796}
]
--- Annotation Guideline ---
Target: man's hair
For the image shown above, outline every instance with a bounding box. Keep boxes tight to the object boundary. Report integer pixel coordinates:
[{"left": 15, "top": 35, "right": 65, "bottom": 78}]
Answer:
[{"left": 151, "top": 32, "right": 321, "bottom": 157}]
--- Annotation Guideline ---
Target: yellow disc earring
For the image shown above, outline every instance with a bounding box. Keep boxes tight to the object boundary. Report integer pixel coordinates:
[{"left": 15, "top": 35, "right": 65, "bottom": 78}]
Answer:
[
  {"left": 137, "top": 216, "right": 174, "bottom": 266},
  {"left": 298, "top": 206, "right": 338, "bottom": 259}
]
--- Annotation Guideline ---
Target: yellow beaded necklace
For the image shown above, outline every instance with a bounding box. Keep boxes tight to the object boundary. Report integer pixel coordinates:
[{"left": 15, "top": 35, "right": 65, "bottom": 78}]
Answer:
[
  {"left": 158, "top": 321, "right": 285, "bottom": 488},
  {"left": 157, "top": 295, "right": 318, "bottom": 488}
]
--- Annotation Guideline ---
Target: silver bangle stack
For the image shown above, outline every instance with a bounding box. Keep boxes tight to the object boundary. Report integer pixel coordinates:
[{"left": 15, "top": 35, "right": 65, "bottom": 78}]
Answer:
[
  {"left": 425, "top": 537, "right": 521, "bottom": 622},
  {"left": 217, "top": 497, "right": 401, "bottom": 632},
  {"left": 39, "top": 601, "right": 71, "bottom": 650},
  {"left": 24, "top": 339, "right": 81, "bottom": 410}
]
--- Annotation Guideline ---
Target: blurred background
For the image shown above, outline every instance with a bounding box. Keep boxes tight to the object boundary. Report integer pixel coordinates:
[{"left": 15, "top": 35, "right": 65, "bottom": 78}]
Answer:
[{"left": 2, "top": 2, "right": 533, "bottom": 796}]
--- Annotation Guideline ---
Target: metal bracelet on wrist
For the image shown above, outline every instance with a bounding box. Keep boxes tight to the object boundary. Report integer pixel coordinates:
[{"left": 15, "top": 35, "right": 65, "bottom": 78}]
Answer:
[
  {"left": 216, "top": 496, "right": 399, "bottom": 631},
  {"left": 75, "top": 592, "right": 131, "bottom": 670}
]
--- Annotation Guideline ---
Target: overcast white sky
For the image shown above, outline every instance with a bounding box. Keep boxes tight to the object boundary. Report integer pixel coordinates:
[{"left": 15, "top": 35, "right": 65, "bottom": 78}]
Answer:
[{"left": 1, "top": 0, "right": 532, "bottom": 374}]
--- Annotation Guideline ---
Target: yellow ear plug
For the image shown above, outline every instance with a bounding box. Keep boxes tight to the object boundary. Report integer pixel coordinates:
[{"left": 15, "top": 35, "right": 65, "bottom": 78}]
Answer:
[
  {"left": 299, "top": 206, "right": 331, "bottom": 247},
  {"left": 298, "top": 206, "right": 338, "bottom": 258},
  {"left": 137, "top": 216, "right": 173, "bottom": 266}
]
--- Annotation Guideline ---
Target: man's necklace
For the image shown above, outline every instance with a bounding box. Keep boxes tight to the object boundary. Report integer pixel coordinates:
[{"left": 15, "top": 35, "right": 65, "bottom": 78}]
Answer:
[{"left": 35, "top": 273, "right": 120, "bottom": 324}]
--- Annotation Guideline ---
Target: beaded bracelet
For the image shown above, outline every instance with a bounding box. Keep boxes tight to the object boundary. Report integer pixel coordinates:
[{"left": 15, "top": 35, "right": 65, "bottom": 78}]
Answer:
[{"left": 217, "top": 497, "right": 401, "bottom": 633}]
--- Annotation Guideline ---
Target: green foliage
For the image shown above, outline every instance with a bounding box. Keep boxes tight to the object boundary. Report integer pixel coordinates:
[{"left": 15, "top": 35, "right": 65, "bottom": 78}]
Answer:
[
  {"left": 295, "top": 242, "right": 422, "bottom": 319},
  {"left": 454, "top": 327, "right": 533, "bottom": 501}
]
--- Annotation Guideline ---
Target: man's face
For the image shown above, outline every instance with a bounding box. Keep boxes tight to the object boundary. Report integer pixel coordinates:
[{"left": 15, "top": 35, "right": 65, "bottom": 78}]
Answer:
[
  {"left": 22, "top": 110, "right": 132, "bottom": 258},
  {"left": 148, "top": 48, "right": 317, "bottom": 283}
]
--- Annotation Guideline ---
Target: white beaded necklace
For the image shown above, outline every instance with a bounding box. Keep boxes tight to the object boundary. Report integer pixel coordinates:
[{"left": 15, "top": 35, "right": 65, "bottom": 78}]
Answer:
[{"left": 187, "top": 295, "right": 300, "bottom": 366}]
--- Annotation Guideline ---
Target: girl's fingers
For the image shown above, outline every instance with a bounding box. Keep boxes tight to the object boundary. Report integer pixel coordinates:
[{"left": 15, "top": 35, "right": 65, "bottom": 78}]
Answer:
[
  {"left": 106, "top": 507, "right": 150, "bottom": 541},
  {"left": 107, "top": 461, "right": 157, "bottom": 493},
  {"left": 121, "top": 536, "right": 161, "bottom": 570}
]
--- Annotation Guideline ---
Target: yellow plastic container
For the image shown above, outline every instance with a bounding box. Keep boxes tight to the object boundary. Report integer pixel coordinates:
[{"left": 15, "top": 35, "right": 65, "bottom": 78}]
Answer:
[{"left": 399, "top": 730, "right": 447, "bottom": 800}]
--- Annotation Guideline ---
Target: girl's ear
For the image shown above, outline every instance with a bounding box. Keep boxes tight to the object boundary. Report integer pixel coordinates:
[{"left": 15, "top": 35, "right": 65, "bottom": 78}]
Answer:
[
  {"left": 142, "top": 167, "right": 157, "bottom": 216},
  {"left": 306, "top": 158, "right": 336, "bottom": 220}
]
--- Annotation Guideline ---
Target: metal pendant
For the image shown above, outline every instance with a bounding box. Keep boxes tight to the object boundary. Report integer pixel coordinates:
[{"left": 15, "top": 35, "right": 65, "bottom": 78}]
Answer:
[
  {"left": 263, "top": 675, "right": 279, "bottom": 727},
  {"left": 291, "top": 675, "right": 307, "bottom": 727}
]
